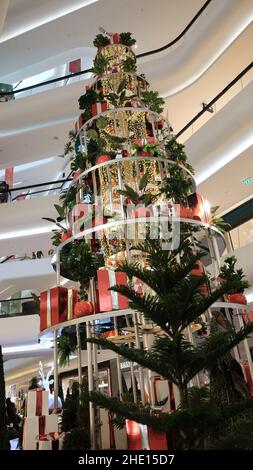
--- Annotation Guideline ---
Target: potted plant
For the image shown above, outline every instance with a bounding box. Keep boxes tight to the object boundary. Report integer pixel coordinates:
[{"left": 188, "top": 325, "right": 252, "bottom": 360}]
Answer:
[
  {"left": 119, "top": 32, "right": 136, "bottom": 47},
  {"left": 219, "top": 256, "right": 250, "bottom": 304}
]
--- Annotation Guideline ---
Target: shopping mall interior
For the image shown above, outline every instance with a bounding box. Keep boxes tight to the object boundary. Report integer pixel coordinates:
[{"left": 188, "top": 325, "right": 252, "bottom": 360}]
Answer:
[{"left": 0, "top": 0, "right": 253, "bottom": 452}]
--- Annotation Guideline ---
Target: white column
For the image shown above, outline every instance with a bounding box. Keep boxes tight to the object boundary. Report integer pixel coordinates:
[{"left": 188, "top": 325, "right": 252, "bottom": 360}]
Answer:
[
  {"left": 86, "top": 321, "right": 96, "bottom": 449},
  {"left": 133, "top": 312, "right": 145, "bottom": 403},
  {"left": 53, "top": 329, "right": 59, "bottom": 409},
  {"left": 76, "top": 323, "right": 82, "bottom": 387}
]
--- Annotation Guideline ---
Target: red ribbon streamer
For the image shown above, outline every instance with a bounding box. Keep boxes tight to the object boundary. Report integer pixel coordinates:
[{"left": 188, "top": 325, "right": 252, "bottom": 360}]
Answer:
[
  {"left": 36, "top": 389, "right": 43, "bottom": 416},
  {"left": 39, "top": 416, "right": 45, "bottom": 436}
]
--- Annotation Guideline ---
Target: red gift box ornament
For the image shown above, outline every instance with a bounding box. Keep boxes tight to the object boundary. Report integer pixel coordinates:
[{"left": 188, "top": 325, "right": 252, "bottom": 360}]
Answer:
[
  {"left": 126, "top": 420, "right": 142, "bottom": 450},
  {"left": 75, "top": 113, "right": 84, "bottom": 133},
  {"left": 187, "top": 192, "right": 211, "bottom": 224},
  {"left": 40, "top": 287, "right": 78, "bottom": 331},
  {"left": 96, "top": 269, "right": 129, "bottom": 312},
  {"left": 190, "top": 260, "right": 208, "bottom": 297},
  {"left": 147, "top": 426, "right": 168, "bottom": 450},
  {"left": 91, "top": 101, "right": 107, "bottom": 117}
]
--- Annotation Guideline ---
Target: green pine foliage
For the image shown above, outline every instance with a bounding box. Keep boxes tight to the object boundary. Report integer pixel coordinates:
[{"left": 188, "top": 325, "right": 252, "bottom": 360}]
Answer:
[
  {"left": 62, "top": 379, "right": 90, "bottom": 449},
  {"left": 85, "top": 235, "right": 253, "bottom": 449},
  {"left": 61, "top": 382, "right": 80, "bottom": 432}
]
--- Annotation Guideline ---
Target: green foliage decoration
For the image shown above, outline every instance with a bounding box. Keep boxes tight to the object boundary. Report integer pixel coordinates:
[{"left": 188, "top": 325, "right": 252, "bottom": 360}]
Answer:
[
  {"left": 161, "top": 164, "right": 194, "bottom": 205},
  {"left": 219, "top": 256, "right": 250, "bottom": 293},
  {"left": 93, "top": 34, "right": 110, "bottom": 48},
  {"left": 141, "top": 90, "right": 165, "bottom": 114}
]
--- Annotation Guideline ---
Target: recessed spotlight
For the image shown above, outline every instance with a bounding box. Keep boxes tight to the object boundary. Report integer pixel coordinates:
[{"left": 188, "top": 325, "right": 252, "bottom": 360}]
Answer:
[
  {"left": 134, "top": 44, "right": 138, "bottom": 49},
  {"left": 53, "top": 136, "right": 59, "bottom": 140},
  {"left": 243, "top": 177, "right": 253, "bottom": 186}
]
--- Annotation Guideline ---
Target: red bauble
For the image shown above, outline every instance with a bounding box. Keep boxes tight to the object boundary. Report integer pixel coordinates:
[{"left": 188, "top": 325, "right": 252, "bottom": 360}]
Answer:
[
  {"left": 74, "top": 300, "right": 94, "bottom": 318},
  {"left": 61, "top": 231, "right": 72, "bottom": 243},
  {"left": 96, "top": 155, "right": 111, "bottom": 164}
]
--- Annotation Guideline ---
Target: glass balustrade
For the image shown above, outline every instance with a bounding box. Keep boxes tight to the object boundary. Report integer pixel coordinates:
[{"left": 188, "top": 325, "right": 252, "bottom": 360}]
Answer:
[{"left": 0, "top": 291, "right": 40, "bottom": 318}]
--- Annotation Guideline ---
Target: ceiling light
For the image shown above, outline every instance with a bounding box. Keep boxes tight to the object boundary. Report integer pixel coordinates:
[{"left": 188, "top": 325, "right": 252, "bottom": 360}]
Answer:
[
  {"left": 196, "top": 132, "right": 253, "bottom": 184},
  {"left": 0, "top": 157, "right": 56, "bottom": 179},
  {"left": 2, "top": 343, "right": 51, "bottom": 354},
  {"left": 243, "top": 177, "right": 253, "bottom": 186},
  {"left": 0, "top": 226, "right": 55, "bottom": 240},
  {"left": 0, "top": 115, "right": 76, "bottom": 137},
  {"left": 0, "top": 1, "right": 98, "bottom": 43}
]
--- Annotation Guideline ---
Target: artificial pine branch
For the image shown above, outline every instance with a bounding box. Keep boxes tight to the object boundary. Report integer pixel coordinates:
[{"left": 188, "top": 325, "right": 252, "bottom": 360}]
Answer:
[{"left": 85, "top": 391, "right": 253, "bottom": 450}]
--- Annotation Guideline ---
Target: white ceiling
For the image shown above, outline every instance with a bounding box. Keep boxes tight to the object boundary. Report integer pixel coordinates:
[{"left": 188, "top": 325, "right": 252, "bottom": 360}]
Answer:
[
  {"left": 0, "top": 0, "right": 205, "bottom": 81},
  {"left": 0, "top": 314, "right": 40, "bottom": 347}
]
